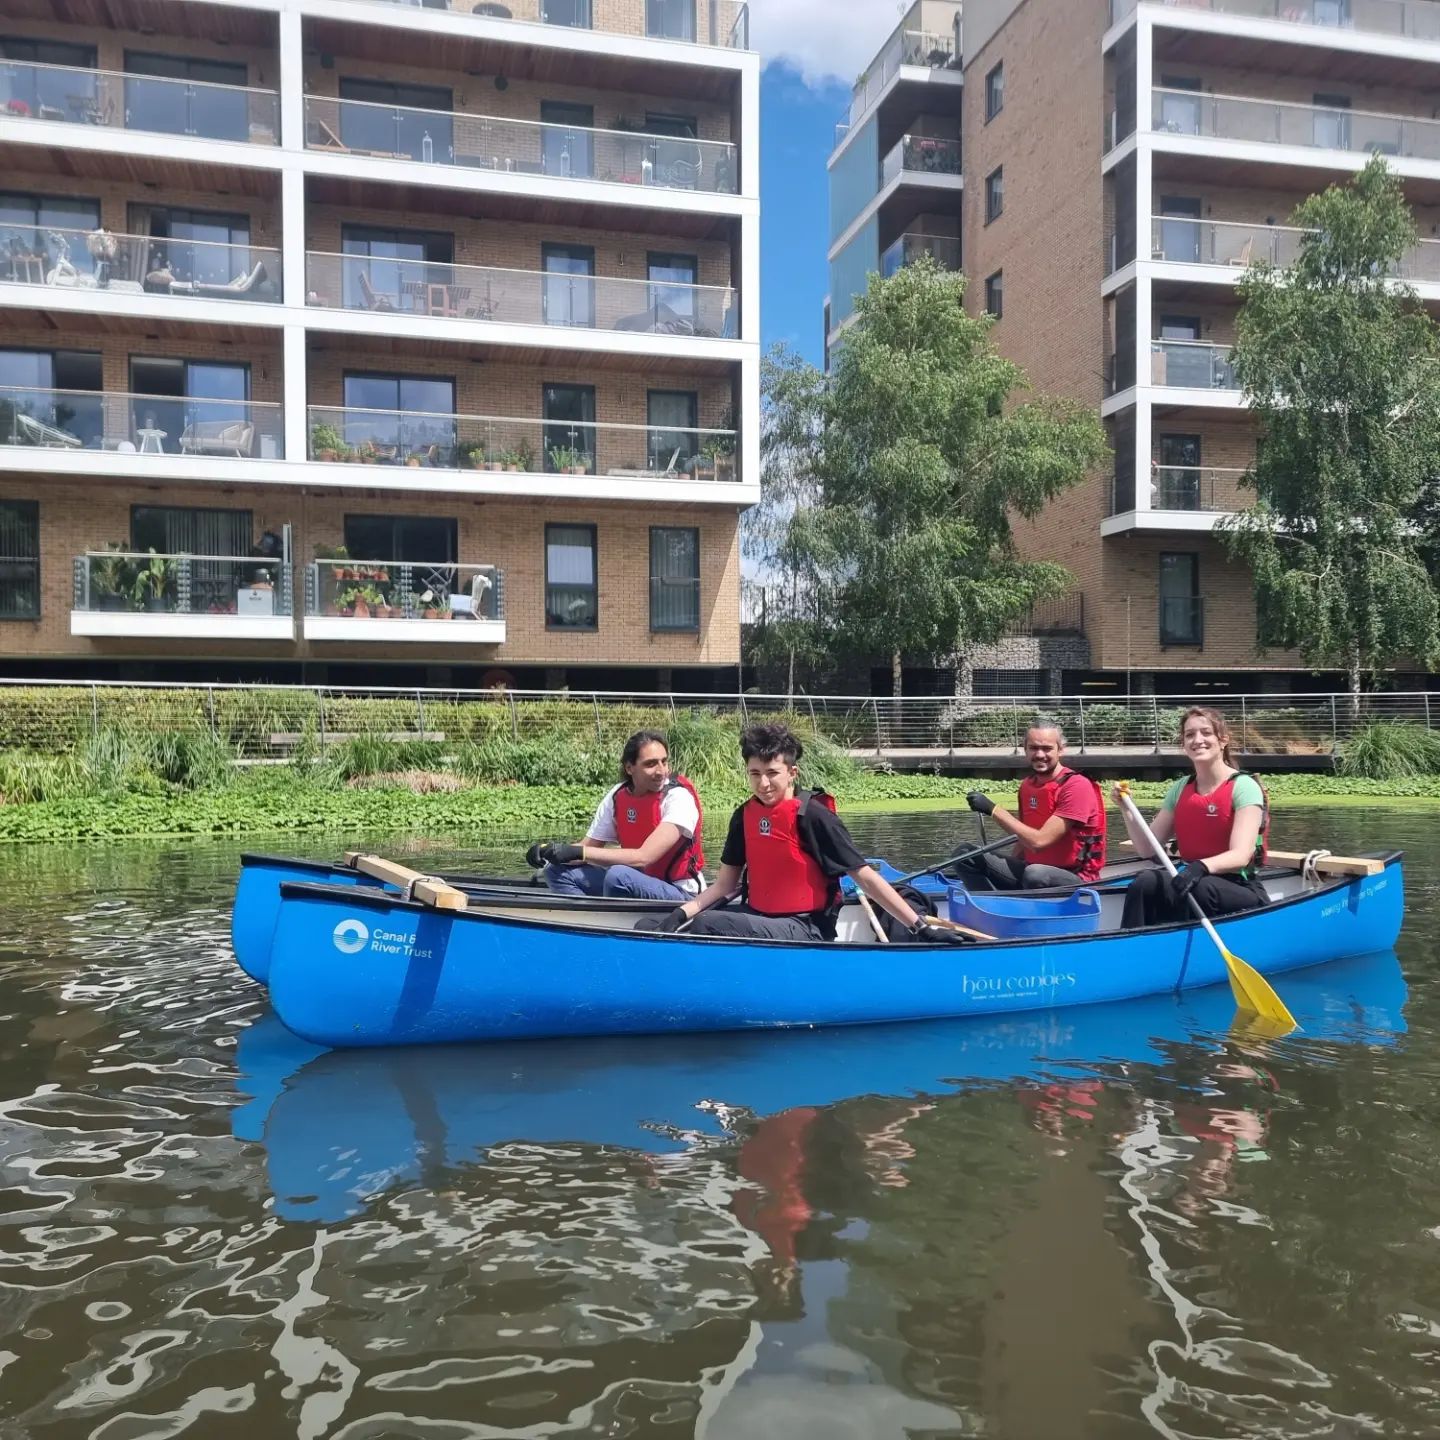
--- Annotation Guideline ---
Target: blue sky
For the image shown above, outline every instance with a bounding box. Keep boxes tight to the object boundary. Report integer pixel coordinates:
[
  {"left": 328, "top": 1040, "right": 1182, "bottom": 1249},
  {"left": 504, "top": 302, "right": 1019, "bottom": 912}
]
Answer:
[{"left": 758, "top": 63, "right": 850, "bottom": 367}]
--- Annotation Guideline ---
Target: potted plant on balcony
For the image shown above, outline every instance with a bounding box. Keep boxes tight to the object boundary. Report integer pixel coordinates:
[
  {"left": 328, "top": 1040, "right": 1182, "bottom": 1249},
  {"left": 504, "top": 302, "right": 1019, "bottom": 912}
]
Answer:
[
  {"left": 354, "top": 440, "right": 378, "bottom": 464},
  {"left": 131, "top": 550, "right": 175, "bottom": 614},
  {"left": 310, "top": 422, "right": 344, "bottom": 462},
  {"left": 516, "top": 439, "right": 536, "bottom": 473},
  {"left": 90, "top": 544, "right": 133, "bottom": 612},
  {"left": 549, "top": 444, "right": 589, "bottom": 476},
  {"left": 458, "top": 440, "right": 485, "bottom": 470},
  {"left": 697, "top": 436, "right": 735, "bottom": 483}
]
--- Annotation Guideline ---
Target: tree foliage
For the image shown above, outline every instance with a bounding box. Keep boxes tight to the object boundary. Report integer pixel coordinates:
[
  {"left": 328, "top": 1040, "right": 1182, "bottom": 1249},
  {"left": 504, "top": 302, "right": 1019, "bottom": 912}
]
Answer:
[
  {"left": 755, "top": 258, "right": 1107, "bottom": 694},
  {"left": 1224, "top": 158, "right": 1440, "bottom": 691}
]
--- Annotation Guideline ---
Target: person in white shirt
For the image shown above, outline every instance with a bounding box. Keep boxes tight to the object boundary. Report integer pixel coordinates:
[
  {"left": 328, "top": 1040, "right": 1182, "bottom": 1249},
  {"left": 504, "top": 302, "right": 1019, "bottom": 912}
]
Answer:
[{"left": 525, "top": 731, "right": 706, "bottom": 901}]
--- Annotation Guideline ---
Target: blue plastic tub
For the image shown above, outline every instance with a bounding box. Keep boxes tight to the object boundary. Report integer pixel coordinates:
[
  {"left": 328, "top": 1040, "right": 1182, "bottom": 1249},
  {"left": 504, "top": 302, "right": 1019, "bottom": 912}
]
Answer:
[{"left": 946, "top": 883, "right": 1103, "bottom": 939}]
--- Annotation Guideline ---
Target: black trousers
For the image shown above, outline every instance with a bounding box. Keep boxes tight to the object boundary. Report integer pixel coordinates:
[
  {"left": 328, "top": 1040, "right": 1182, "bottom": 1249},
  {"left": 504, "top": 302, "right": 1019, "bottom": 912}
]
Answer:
[
  {"left": 1121, "top": 867, "right": 1268, "bottom": 931},
  {"left": 634, "top": 904, "right": 826, "bottom": 942},
  {"left": 952, "top": 850, "right": 1086, "bottom": 892}
]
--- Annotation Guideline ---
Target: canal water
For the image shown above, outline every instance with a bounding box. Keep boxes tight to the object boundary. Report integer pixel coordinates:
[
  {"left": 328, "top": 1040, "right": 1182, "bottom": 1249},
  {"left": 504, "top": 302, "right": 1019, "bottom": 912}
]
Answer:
[{"left": 0, "top": 806, "right": 1435, "bottom": 1439}]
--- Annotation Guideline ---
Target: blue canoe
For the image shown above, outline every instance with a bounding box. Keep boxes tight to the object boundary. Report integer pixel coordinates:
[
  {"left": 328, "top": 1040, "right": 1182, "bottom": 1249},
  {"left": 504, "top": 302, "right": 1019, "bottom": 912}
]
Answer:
[
  {"left": 231, "top": 851, "right": 1147, "bottom": 985},
  {"left": 263, "top": 852, "right": 1404, "bottom": 1048},
  {"left": 234, "top": 950, "right": 1408, "bottom": 1221}
]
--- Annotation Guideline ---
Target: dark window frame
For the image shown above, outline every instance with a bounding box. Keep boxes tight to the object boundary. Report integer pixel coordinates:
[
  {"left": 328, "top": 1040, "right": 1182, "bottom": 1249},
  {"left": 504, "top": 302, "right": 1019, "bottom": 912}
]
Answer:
[
  {"left": 985, "top": 61, "right": 1004, "bottom": 122},
  {"left": 545, "top": 520, "right": 598, "bottom": 632},
  {"left": 1158, "top": 550, "right": 1203, "bottom": 647},
  {"left": 984, "top": 269, "right": 1003, "bottom": 319},
  {"left": 0, "top": 498, "right": 39, "bottom": 620},
  {"left": 649, "top": 524, "right": 700, "bottom": 633},
  {"left": 542, "top": 381, "right": 597, "bottom": 474},
  {"left": 985, "top": 166, "right": 1004, "bottom": 224}
]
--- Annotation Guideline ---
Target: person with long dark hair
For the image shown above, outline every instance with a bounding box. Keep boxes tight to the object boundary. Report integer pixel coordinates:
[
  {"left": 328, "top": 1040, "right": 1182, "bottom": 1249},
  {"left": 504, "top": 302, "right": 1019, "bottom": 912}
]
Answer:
[
  {"left": 1116, "top": 706, "right": 1271, "bottom": 930},
  {"left": 525, "top": 730, "right": 705, "bottom": 901}
]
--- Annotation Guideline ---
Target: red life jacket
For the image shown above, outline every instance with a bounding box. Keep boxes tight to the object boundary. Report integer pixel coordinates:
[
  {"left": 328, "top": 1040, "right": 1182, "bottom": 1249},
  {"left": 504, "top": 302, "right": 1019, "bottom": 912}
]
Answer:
[
  {"left": 611, "top": 775, "right": 706, "bottom": 882},
  {"left": 1172, "top": 773, "right": 1269, "bottom": 875},
  {"left": 1016, "top": 769, "right": 1107, "bottom": 883},
  {"left": 742, "top": 789, "right": 839, "bottom": 918}
]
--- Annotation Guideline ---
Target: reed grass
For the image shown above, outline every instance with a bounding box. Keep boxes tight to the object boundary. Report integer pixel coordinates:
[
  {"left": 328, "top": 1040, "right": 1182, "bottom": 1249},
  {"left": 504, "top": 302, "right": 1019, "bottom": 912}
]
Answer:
[{"left": 1338, "top": 721, "right": 1440, "bottom": 779}]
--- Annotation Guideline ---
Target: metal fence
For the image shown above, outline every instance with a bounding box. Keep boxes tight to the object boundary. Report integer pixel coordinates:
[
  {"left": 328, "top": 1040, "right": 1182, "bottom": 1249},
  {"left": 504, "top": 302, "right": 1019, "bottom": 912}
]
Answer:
[{"left": 0, "top": 679, "right": 1435, "bottom": 762}]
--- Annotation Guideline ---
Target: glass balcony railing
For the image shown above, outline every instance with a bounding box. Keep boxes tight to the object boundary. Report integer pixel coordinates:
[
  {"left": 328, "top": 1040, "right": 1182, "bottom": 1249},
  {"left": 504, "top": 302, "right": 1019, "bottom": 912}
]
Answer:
[
  {"left": 305, "top": 559, "right": 504, "bottom": 624},
  {"left": 306, "top": 251, "right": 736, "bottom": 336},
  {"left": 880, "top": 134, "right": 962, "bottom": 186},
  {"left": 353, "top": 0, "right": 750, "bottom": 49},
  {"left": 1112, "top": 0, "right": 1440, "bottom": 43},
  {"left": 1148, "top": 464, "right": 1248, "bottom": 512},
  {"left": 881, "top": 232, "right": 961, "bottom": 276},
  {"left": 307, "top": 404, "right": 739, "bottom": 481},
  {"left": 0, "top": 386, "right": 284, "bottom": 458},
  {"left": 1, "top": 224, "right": 280, "bottom": 302},
  {"left": 838, "top": 23, "right": 962, "bottom": 139},
  {"left": 1160, "top": 595, "right": 1205, "bottom": 647},
  {"left": 304, "top": 97, "right": 738, "bottom": 195},
  {"left": 73, "top": 551, "right": 294, "bottom": 618},
  {"left": 1150, "top": 339, "right": 1237, "bottom": 390},
  {"left": 1151, "top": 86, "right": 1440, "bottom": 161},
  {"left": 0, "top": 61, "right": 279, "bottom": 144}
]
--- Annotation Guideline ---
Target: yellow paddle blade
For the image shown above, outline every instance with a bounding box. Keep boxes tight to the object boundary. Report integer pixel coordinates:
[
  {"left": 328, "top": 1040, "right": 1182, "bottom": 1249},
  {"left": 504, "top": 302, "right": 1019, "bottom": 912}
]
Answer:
[{"left": 1222, "top": 947, "right": 1298, "bottom": 1031}]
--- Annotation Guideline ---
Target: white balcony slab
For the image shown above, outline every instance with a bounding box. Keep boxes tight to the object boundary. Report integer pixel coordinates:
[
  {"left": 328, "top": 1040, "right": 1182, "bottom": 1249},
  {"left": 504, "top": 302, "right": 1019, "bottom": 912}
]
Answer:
[
  {"left": 71, "top": 611, "right": 296, "bottom": 640},
  {"left": 1101, "top": 509, "right": 1227, "bottom": 537},
  {"left": 0, "top": 281, "right": 286, "bottom": 329},
  {"left": 304, "top": 616, "right": 505, "bottom": 643},
  {"left": 0, "top": 116, "right": 284, "bottom": 172}
]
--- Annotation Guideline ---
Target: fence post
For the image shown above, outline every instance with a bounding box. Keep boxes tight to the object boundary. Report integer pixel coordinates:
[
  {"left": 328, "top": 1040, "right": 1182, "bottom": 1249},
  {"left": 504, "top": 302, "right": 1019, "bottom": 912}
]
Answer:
[
  {"left": 1012, "top": 704, "right": 1020, "bottom": 755},
  {"left": 207, "top": 685, "right": 217, "bottom": 739},
  {"left": 90, "top": 682, "right": 99, "bottom": 734},
  {"left": 1240, "top": 694, "right": 1249, "bottom": 755},
  {"left": 592, "top": 693, "right": 602, "bottom": 741},
  {"left": 1426, "top": 692, "right": 1432, "bottom": 730},
  {"left": 415, "top": 688, "right": 425, "bottom": 740},
  {"left": 507, "top": 689, "right": 518, "bottom": 740},
  {"left": 1077, "top": 694, "right": 1086, "bottom": 753},
  {"left": 806, "top": 694, "right": 818, "bottom": 740},
  {"left": 870, "top": 696, "right": 884, "bottom": 758},
  {"left": 1330, "top": 694, "right": 1338, "bottom": 755},
  {"left": 1150, "top": 694, "right": 1160, "bottom": 754},
  {"left": 318, "top": 688, "right": 327, "bottom": 749}
]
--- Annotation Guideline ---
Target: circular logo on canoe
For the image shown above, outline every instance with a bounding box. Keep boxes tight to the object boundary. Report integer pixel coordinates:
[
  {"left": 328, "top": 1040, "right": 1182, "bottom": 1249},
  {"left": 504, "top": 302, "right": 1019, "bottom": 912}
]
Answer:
[{"left": 332, "top": 918, "right": 370, "bottom": 955}]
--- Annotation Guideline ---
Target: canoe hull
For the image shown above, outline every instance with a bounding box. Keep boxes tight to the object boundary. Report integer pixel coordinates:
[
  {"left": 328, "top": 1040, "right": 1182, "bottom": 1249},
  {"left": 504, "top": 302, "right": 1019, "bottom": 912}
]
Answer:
[{"left": 267, "top": 854, "right": 1405, "bottom": 1048}]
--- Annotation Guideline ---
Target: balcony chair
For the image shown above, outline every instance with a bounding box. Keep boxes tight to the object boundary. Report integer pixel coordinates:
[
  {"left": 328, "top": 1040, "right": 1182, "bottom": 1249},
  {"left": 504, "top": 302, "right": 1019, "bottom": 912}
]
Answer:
[
  {"left": 1226, "top": 238, "right": 1254, "bottom": 268},
  {"left": 178, "top": 420, "right": 256, "bottom": 458},
  {"left": 170, "top": 261, "right": 270, "bottom": 299},
  {"left": 9, "top": 412, "right": 83, "bottom": 448},
  {"left": 357, "top": 270, "right": 396, "bottom": 312},
  {"left": 450, "top": 569, "right": 494, "bottom": 620}
]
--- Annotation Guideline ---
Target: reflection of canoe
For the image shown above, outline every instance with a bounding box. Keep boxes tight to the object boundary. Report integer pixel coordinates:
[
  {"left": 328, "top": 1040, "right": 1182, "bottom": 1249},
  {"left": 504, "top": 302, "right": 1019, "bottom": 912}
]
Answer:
[
  {"left": 231, "top": 851, "right": 1147, "bottom": 985},
  {"left": 234, "top": 951, "right": 1408, "bottom": 1222},
  {"left": 266, "top": 855, "right": 1404, "bottom": 1047}
]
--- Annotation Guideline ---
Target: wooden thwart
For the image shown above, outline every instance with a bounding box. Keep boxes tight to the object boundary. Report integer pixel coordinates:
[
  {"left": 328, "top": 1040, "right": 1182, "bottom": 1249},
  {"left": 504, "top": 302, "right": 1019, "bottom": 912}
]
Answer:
[
  {"left": 1118, "top": 841, "right": 1383, "bottom": 876},
  {"left": 343, "top": 852, "right": 469, "bottom": 910}
]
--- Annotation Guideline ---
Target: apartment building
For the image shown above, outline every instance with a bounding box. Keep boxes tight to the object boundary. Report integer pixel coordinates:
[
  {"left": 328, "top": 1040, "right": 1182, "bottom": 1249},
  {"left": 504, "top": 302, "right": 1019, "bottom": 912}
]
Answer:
[
  {"left": 0, "top": 0, "right": 758, "bottom": 690},
  {"left": 832, "top": 0, "right": 1440, "bottom": 693}
]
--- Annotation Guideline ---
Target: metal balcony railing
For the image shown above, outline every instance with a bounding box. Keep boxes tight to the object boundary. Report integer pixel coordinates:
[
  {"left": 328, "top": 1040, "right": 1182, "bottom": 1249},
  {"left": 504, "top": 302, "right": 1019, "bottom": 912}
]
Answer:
[
  {"left": 73, "top": 551, "right": 293, "bottom": 617},
  {"left": 306, "top": 251, "right": 735, "bottom": 337},
  {"left": 1149, "top": 465, "right": 1249, "bottom": 512},
  {"left": 307, "top": 404, "right": 739, "bottom": 481},
  {"left": 305, "top": 559, "right": 504, "bottom": 623},
  {"left": 1151, "top": 86, "right": 1440, "bottom": 162},
  {"left": 880, "top": 133, "right": 963, "bottom": 186},
  {"left": 1160, "top": 596, "right": 1205, "bottom": 647},
  {"left": 0, "top": 60, "right": 279, "bottom": 144},
  {"left": 880, "top": 232, "right": 962, "bottom": 277},
  {"left": 1149, "top": 339, "right": 1237, "bottom": 390},
  {"left": 1, "top": 224, "right": 280, "bottom": 302},
  {"left": 351, "top": 0, "right": 750, "bottom": 48},
  {"left": 1, "top": 386, "right": 283, "bottom": 458},
  {"left": 303, "top": 96, "right": 738, "bottom": 195},
  {"left": 1112, "top": 0, "right": 1440, "bottom": 42}
]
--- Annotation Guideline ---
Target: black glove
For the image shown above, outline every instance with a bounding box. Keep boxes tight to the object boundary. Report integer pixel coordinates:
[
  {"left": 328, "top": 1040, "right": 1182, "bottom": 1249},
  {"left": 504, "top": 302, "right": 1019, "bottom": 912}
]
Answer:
[
  {"left": 525, "top": 840, "right": 584, "bottom": 868},
  {"left": 966, "top": 791, "right": 996, "bottom": 817},
  {"left": 524, "top": 840, "right": 547, "bottom": 869},
  {"left": 1171, "top": 860, "right": 1209, "bottom": 902},
  {"left": 653, "top": 905, "right": 692, "bottom": 935},
  {"left": 908, "top": 915, "right": 973, "bottom": 945}
]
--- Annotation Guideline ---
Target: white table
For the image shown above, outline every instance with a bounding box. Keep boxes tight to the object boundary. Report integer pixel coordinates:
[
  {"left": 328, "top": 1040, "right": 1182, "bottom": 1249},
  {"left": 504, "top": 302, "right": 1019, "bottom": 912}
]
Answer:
[{"left": 136, "top": 428, "right": 167, "bottom": 454}]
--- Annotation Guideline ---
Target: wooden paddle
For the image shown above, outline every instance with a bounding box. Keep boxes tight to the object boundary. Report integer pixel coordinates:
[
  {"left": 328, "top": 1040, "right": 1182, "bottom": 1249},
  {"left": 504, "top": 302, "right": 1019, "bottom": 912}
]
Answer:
[{"left": 1114, "top": 786, "right": 1296, "bottom": 1030}]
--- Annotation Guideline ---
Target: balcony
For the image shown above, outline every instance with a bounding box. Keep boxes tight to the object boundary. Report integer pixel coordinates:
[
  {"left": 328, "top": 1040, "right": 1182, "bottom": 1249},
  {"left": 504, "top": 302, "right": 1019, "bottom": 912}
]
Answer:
[
  {"left": 880, "top": 134, "right": 963, "bottom": 186},
  {"left": 71, "top": 551, "right": 295, "bottom": 640},
  {"left": 1111, "top": 464, "right": 1249, "bottom": 514},
  {"left": 836, "top": 18, "right": 962, "bottom": 142},
  {"left": 306, "top": 251, "right": 735, "bottom": 338},
  {"left": 1111, "top": 0, "right": 1440, "bottom": 45},
  {"left": 1, "top": 387, "right": 284, "bottom": 460},
  {"left": 881, "top": 232, "right": 961, "bottom": 276},
  {"left": 303, "top": 98, "right": 738, "bottom": 195},
  {"left": 1160, "top": 595, "right": 1205, "bottom": 648},
  {"left": 1, "top": 225, "right": 280, "bottom": 305},
  {"left": 303, "top": 559, "right": 505, "bottom": 643},
  {"left": 308, "top": 404, "right": 738, "bottom": 483},
  {"left": 1150, "top": 339, "right": 1237, "bottom": 390},
  {"left": 1149, "top": 87, "right": 1440, "bottom": 163},
  {"left": 0, "top": 61, "right": 279, "bottom": 145},
  {"left": 350, "top": 0, "right": 750, "bottom": 49}
]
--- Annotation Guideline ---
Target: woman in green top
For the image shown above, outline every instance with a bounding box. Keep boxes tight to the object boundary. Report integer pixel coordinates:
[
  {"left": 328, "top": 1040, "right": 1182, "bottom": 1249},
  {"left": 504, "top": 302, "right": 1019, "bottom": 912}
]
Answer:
[{"left": 1113, "top": 706, "right": 1270, "bottom": 930}]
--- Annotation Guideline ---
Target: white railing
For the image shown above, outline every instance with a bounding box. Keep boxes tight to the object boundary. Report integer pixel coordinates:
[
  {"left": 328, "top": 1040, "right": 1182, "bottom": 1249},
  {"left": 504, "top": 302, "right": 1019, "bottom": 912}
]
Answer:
[
  {"left": 1, "top": 386, "right": 283, "bottom": 458},
  {"left": 73, "top": 552, "right": 293, "bottom": 617},
  {"left": 1, "top": 224, "right": 280, "bottom": 302},
  {"left": 306, "top": 250, "right": 735, "bottom": 336},
  {"left": 307, "top": 404, "right": 738, "bottom": 481},
  {"left": 304, "top": 96, "right": 738, "bottom": 194},
  {"left": 0, "top": 59, "right": 279, "bottom": 143}
]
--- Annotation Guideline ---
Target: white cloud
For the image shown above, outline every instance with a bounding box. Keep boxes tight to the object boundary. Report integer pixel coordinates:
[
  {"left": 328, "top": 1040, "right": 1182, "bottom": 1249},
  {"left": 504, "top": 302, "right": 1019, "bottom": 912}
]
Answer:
[{"left": 749, "top": 0, "right": 912, "bottom": 89}]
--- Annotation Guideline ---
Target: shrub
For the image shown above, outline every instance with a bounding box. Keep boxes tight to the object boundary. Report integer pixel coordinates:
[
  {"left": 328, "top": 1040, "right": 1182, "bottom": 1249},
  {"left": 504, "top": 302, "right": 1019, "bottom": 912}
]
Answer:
[{"left": 1338, "top": 721, "right": 1440, "bottom": 779}]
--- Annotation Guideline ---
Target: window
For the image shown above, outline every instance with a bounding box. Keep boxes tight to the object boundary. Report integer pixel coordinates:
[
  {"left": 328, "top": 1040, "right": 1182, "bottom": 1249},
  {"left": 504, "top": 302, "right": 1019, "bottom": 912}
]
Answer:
[
  {"left": 650, "top": 527, "right": 699, "bottom": 631},
  {"left": 647, "top": 251, "right": 698, "bottom": 326},
  {"left": 0, "top": 348, "right": 102, "bottom": 448},
  {"left": 138, "top": 206, "right": 252, "bottom": 289},
  {"left": 340, "top": 224, "right": 453, "bottom": 313},
  {"left": 647, "top": 389, "right": 698, "bottom": 473},
  {"left": 984, "top": 270, "right": 1003, "bottom": 319},
  {"left": 542, "top": 383, "right": 596, "bottom": 473},
  {"left": 124, "top": 52, "right": 249, "bottom": 142},
  {"left": 0, "top": 500, "right": 38, "bottom": 619},
  {"left": 338, "top": 78, "right": 453, "bottom": 164},
  {"left": 1157, "top": 75, "right": 1202, "bottom": 135},
  {"left": 540, "top": 101, "right": 594, "bottom": 179},
  {"left": 344, "top": 514, "right": 457, "bottom": 563},
  {"left": 1157, "top": 433, "right": 1201, "bottom": 509},
  {"left": 130, "top": 358, "right": 249, "bottom": 456},
  {"left": 985, "top": 62, "right": 1004, "bottom": 121},
  {"left": 1157, "top": 196, "right": 1202, "bottom": 263},
  {"left": 0, "top": 193, "right": 101, "bottom": 280},
  {"left": 1159, "top": 552, "right": 1202, "bottom": 646},
  {"left": 0, "top": 38, "right": 96, "bottom": 121},
  {"left": 131, "top": 505, "right": 254, "bottom": 612},
  {"left": 341, "top": 372, "right": 456, "bottom": 464},
  {"left": 644, "top": 113, "right": 702, "bottom": 190},
  {"left": 985, "top": 166, "right": 1004, "bottom": 223},
  {"left": 542, "top": 243, "right": 595, "bottom": 327},
  {"left": 646, "top": 0, "right": 696, "bottom": 42},
  {"left": 543, "top": 0, "right": 592, "bottom": 27},
  {"left": 1313, "top": 91, "right": 1352, "bottom": 151},
  {"left": 546, "top": 522, "right": 597, "bottom": 629}
]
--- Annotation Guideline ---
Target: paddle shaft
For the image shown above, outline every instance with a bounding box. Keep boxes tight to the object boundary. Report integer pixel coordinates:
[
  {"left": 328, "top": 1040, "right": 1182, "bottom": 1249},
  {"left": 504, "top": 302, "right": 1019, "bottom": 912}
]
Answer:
[
  {"left": 855, "top": 889, "right": 890, "bottom": 944},
  {"left": 896, "top": 832, "right": 1014, "bottom": 886}
]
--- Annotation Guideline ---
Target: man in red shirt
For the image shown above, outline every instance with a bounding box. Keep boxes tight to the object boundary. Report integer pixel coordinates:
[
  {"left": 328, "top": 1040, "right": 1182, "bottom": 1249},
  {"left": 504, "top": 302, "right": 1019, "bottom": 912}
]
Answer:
[{"left": 956, "top": 720, "right": 1107, "bottom": 890}]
